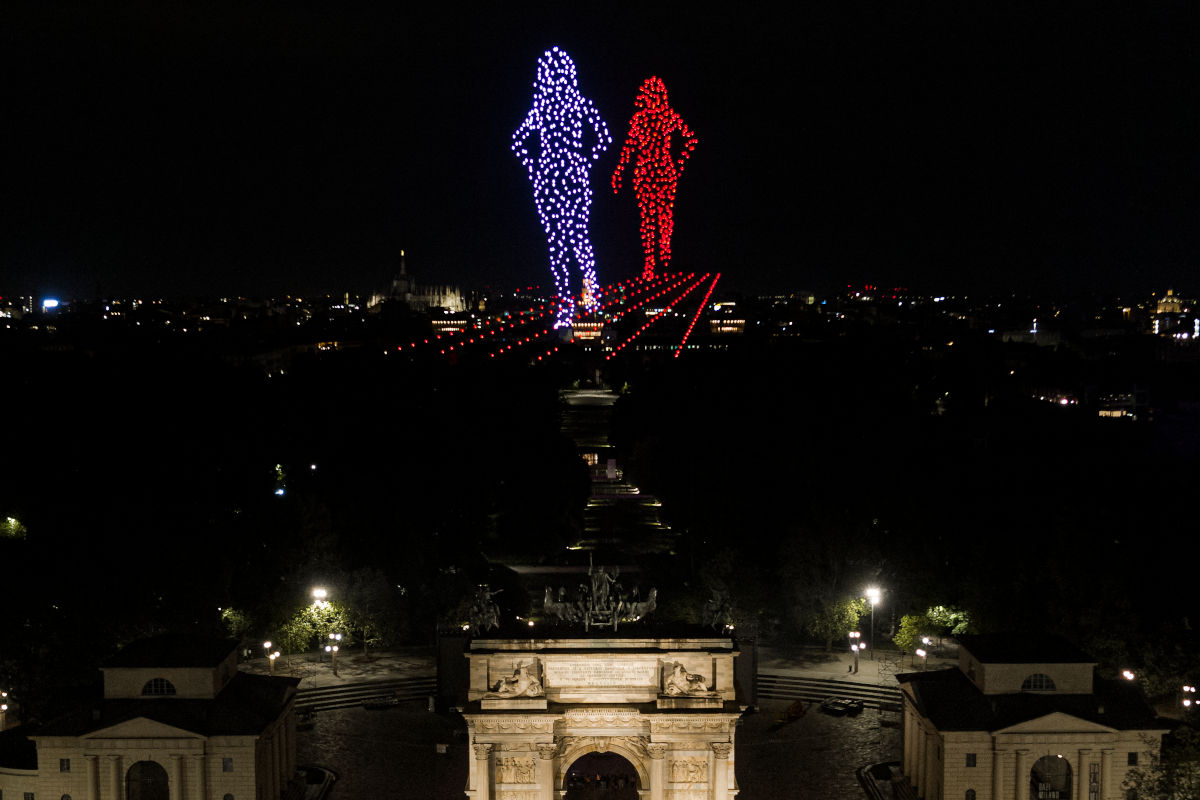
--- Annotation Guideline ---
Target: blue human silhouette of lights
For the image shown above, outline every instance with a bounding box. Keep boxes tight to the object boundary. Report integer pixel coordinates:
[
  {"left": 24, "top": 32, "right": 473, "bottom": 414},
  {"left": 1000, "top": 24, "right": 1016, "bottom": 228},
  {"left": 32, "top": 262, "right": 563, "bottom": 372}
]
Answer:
[{"left": 512, "top": 47, "right": 611, "bottom": 328}]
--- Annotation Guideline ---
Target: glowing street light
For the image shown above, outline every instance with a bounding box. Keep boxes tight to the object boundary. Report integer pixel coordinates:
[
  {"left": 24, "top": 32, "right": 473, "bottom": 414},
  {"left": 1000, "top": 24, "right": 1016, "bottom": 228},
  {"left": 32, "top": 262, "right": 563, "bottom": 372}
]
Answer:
[
  {"left": 268, "top": 650, "right": 280, "bottom": 676},
  {"left": 1122, "top": 670, "right": 1136, "bottom": 681},
  {"left": 848, "top": 631, "right": 862, "bottom": 674},
  {"left": 916, "top": 648, "right": 928, "bottom": 670},
  {"left": 865, "top": 587, "right": 882, "bottom": 660},
  {"left": 1183, "top": 685, "right": 1195, "bottom": 708},
  {"left": 325, "top": 633, "right": 342, "bottom": 677}
]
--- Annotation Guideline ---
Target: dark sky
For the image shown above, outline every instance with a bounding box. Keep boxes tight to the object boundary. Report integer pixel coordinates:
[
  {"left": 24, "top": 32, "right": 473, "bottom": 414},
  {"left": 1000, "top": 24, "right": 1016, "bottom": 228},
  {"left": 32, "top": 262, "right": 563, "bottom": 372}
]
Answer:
[{"left": 4, "top": 3, "right": 1200, "bottom": 299}]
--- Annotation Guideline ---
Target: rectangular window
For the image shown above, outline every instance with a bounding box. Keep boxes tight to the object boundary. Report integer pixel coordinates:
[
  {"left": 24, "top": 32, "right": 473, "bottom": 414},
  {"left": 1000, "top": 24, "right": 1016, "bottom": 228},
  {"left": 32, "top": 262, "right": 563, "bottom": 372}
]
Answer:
[
  {"left": 222, "top": 757, "right": 234, "bottom": 772},
  {"left": 966, "top": 753, "right": 977, "bottom": 767},
  {"left": 1128, "top": 752, "right": 1138, "bottom": 766},
  {"left": 1089, "top": 762, "right": 1100, "bottom": 800},
  {"left": 59, "top": 758, "right": 70, "bottom": 772},
  {"left": 23, "top": 793, "right": 33, "bottom": 800}
]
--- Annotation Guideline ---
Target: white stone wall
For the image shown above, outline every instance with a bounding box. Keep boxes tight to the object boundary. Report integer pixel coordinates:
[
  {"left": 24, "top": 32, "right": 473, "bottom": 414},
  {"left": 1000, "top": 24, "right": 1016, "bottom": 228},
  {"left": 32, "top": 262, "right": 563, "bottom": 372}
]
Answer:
[
  {"left": 976, "top": 662, "right": 1094, "bottom": 695},
  {"left": 0, "top": 766, "right": 37, "bottom": 799}
]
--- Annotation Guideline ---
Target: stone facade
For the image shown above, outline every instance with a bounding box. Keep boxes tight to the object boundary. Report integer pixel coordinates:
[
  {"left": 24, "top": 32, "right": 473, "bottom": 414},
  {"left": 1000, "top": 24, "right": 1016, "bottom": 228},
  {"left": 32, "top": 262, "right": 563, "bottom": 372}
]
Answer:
[
  {"left": 899, "top": 635, "right": 1167, "bottom": 800},
  {"left": 4, "top": 636, "right": 299, "bottom": 800},
  {"left": 462, "top": 635, "right": 743, "bottom": 799}
]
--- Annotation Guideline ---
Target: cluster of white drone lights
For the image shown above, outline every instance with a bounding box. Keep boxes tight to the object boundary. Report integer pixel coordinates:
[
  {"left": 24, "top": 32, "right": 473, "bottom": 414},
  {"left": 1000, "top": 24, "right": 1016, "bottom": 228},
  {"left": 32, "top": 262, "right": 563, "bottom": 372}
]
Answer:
[{"left": 512, "top": 46, "right": 611, "bottom": 328}]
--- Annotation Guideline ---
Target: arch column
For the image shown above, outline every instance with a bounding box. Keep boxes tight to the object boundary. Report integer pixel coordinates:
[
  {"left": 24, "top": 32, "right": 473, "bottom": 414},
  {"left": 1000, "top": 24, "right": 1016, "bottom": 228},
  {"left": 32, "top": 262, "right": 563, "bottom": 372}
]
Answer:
[
  {"left": 107, "top": 754, "right": 122, "bottom": 800},
  {"left": 170, "top": 754, "right": 184, "bottom": 800},
  {"left": 648, "top": 743, "right": 667, "bottom": 800},
  {"left": 1101, "top": 749, "right": 1113, "bottom": 800},
  {"left": 537, "top": 743, "right": 557, "bottom": 800},
  {"left": 474, "top": 743, "right": 494, "bottom": 800},
  {"left": 710, "top": 742, "right": 732, "bottom": 800}
]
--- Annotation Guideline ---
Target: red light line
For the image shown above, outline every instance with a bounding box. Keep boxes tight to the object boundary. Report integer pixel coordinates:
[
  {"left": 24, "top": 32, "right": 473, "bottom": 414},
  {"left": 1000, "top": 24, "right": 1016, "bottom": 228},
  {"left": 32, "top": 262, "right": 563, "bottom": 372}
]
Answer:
[{"left": 674, "top": 273, "right": 720, "bottom": 358}]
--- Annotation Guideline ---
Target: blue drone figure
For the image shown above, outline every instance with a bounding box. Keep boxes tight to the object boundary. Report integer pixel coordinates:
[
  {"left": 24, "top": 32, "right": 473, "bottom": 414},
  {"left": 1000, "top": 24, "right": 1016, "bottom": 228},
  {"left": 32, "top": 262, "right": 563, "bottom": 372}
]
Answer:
[{"left": 512, "top": 47, "right": 611, "bottom": 328}]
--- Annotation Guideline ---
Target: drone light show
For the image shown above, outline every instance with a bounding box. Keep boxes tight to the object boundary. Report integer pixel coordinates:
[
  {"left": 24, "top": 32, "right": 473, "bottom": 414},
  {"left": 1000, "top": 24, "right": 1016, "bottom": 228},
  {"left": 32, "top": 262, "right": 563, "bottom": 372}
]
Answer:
[
  {"left": 612, "top": 76, "right": 698, "bottom": 280},
  {"left": 512, "top": 47, "right": 611, "bottom": 328}
]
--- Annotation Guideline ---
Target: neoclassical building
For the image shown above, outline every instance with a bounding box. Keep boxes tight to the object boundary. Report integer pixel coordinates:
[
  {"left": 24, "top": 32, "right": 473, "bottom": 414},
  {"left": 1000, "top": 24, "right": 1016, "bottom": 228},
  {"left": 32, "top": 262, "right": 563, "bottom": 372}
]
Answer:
[
  {"left": 898, "top": 634, "right": 1168, "bottom": 800},
  {"left": 461, "top": 633, "right": 743, "bottom": 800},
  {"left": 1, "top": 636, "right": 299, "bottom": 800}
]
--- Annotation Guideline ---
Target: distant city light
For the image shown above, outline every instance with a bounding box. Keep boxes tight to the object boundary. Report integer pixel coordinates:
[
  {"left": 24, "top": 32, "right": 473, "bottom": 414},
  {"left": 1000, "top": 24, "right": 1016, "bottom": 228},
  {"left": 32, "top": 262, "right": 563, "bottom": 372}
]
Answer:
[{"left": 41, "top": 298, "right": 59, "bottom": 310}]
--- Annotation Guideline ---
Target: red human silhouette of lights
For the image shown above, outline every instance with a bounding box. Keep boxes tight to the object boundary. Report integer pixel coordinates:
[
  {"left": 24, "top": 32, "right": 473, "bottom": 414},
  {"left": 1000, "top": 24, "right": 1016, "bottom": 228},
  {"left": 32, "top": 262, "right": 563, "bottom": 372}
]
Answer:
[{"left": 611, "top": 77, "right": 698, "bottom": 280}]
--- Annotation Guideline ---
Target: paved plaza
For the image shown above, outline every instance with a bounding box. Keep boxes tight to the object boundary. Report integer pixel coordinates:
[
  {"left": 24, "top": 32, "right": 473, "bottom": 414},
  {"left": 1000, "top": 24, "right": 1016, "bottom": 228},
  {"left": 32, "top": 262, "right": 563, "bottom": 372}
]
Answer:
[{"left": 245, "top": 644, "right": 949, "bottom": 799}]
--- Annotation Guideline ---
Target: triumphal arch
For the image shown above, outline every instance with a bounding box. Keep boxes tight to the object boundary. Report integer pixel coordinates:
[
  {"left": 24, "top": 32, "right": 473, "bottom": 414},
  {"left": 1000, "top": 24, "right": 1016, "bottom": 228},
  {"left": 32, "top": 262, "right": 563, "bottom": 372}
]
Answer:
[{"left": 461, "top": 631, "right": 742, "bottom": 800}]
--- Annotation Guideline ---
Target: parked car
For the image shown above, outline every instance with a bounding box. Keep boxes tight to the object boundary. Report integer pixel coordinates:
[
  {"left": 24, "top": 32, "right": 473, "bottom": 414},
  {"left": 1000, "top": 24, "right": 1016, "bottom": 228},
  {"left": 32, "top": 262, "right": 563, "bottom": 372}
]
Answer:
[{"left": 819, "top": 697, "right": 864, "bottom": 716}]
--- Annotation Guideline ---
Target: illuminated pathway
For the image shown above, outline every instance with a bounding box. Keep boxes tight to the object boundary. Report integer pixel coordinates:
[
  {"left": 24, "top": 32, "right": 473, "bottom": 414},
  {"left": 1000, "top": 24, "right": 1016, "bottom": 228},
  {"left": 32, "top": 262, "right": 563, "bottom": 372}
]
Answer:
[{"left": 559, "top": 388, "right": 675, "bottom": 554}]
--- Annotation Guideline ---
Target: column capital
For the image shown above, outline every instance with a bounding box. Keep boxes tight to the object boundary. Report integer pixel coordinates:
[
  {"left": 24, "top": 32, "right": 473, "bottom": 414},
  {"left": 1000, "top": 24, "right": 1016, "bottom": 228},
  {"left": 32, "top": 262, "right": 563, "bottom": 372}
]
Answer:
[
  {"left": 105, "top": 754, "right": 121, "bottom": 762},
  {"left": 647, "top": 743, "right": 668, "bottom": 760},
  {"left": 474, "top": 743, "right": 495, "bottom": 760},
  {"left": 537, "top": 743, "right": 558, "bottom": 760},
  {"left": 710, "top": 742, "right": 733, "bottom": 760}
]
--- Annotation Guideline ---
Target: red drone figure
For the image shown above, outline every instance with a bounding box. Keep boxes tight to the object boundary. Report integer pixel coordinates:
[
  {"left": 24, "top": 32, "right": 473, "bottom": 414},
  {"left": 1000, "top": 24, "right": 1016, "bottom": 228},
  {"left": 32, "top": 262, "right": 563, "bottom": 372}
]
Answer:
[{"left": 611, "top": 76, "right": 698, "bottom": 280}]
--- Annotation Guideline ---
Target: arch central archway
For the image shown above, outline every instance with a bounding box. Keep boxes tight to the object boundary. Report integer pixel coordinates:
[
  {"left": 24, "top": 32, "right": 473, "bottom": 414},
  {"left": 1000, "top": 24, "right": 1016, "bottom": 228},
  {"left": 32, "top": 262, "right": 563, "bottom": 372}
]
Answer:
[
  {"left": 1030, "top": 754, "right": 1072, "bottom": 800},
  {"left": 126, "top": 760, "right": 169, "bottom": 800},
  {"left": 564, "top": 751, "right": 640, "bottom": 799}
]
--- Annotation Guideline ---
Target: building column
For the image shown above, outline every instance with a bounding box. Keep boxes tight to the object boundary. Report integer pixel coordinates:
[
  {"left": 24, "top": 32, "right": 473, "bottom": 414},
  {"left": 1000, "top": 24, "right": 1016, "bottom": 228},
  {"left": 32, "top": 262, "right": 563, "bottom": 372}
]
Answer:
[
  {"left": 107, "top": 754, "right": 122, "bottom": 800},
  {"left": 648, "top": 743, "right": 667, "bottom": 800},
  {"left": 192, "top": 754, "right": 207, "bottom": 800},
  {"left": 710, "top": 742, "right": 732, "bottom": 800},
  {"left": 1076, "top": 749, "right": 1092, "bottom": 800},
  {"left": 1015, "top": 750, "right": 1030, "bottom": 800},
  {"left": 992, "top": 749, "right": 1004, "bottom": 800},
  {"left": 1101, "top": 749, "right": 1113, "bottom": 800},
  {"left": 537, "top": 743, "right": 557, "bottom": 800},
  {"left": 917, "top": 727, "right": 928, "bottom": 798},
  {"left": 474, "top": 743, "right": 494, "bottom": 800},
  {"left": 86, "top": 755, "right": 100, "bottom": 800},
  {"left": 273, "top": 729, "right": 284, "bottom": 797},
  {"left": 170, "top": 754, "right": 184, "bottom": 800}
]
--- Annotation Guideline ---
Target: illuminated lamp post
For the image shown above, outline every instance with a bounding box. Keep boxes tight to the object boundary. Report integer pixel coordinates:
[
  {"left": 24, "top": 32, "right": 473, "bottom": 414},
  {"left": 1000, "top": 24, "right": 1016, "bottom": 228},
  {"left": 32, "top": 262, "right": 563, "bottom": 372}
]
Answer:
[
  {"left": 865, "top": 587, "right": 882, "bottom": 660},
  {"left": 848, "top": 631, "right": 861, "bottom": 674},
  {"left": 916, "top": 648, "right": 928, "bottom": 671},
  {"left": 269, "top": 651, "right": 280, "bottom": 676},
  {"left": 1183, "top": 685, "right": 1196, "bottom": 710},
  {"left": 325, "top": 634, "right": 342, "bottom": 677}
]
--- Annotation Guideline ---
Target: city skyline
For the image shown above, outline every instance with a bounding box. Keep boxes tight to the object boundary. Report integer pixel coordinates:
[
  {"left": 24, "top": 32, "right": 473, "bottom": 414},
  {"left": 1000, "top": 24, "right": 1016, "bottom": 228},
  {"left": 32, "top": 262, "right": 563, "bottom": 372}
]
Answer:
[{"left": 4, "top": 5, "right": 1200, "bottom": 300}]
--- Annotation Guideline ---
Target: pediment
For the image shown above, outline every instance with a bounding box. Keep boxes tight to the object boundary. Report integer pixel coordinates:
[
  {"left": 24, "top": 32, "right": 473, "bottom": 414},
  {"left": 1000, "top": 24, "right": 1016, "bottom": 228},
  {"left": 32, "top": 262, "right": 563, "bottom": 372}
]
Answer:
[
  {"left": 994, "top": 711, "right": 1116, "bottom": 736},
  {"left": 84, "top": 717, "right": 205, "bottom": 739}
]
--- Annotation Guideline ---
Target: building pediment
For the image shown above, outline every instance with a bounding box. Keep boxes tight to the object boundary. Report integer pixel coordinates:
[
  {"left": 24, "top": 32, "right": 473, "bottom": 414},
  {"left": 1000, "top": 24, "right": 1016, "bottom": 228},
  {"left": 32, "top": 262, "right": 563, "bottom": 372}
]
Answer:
[
  {"left": 84, "top": 717, "right": 206, "bottom": 740},
  {"left": 993, "top": 711, "right": 1117, "bottom": 736}
]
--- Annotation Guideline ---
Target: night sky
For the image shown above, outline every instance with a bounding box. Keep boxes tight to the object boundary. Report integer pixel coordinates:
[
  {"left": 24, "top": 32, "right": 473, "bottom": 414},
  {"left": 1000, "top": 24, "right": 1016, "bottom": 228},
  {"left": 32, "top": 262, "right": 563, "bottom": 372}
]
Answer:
[{"left": 4, "top": 3, "right": 1200, "bottom": 300}]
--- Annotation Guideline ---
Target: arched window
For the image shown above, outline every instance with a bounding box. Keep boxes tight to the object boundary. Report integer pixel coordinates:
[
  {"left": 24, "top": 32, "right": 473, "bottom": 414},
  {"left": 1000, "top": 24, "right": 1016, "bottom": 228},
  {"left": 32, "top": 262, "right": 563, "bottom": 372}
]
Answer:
[
  {"left": 966, "top": 790, "right": 976, "bottom": 800},
  {"left": 1021, "top": 673, "right": 1056, "bottom": 692},
  {"left": 63, "top": 795, "right": 73, "bottom": 800},
  {"left": 141, "top": 678, "right": 177, "bottom": 696},
  {"left": 224, "top": 794, "right": 235, "bottom": 800}
]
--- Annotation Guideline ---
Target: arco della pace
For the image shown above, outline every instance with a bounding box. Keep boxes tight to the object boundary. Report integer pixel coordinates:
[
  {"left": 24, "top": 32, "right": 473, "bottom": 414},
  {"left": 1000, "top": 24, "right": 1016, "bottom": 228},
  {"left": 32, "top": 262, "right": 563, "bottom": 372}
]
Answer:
[{"left": 460, "top": 632, "right": 742, "bottom": 800}]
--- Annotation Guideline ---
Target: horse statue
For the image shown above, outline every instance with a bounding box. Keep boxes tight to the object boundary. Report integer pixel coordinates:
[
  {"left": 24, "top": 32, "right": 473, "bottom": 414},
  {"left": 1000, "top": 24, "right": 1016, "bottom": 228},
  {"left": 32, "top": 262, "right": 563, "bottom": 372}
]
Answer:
[
  {"left": 543, "top": 586, "right": 579, "bottom": 623},
  {"left": 622, "top": 587, "right": 657, "bottom": 622}
]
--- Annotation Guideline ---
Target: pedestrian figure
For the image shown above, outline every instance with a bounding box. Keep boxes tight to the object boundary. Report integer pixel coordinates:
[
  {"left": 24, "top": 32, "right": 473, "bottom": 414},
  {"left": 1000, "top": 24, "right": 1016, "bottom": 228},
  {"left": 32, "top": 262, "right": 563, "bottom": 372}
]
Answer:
[
  {"left": 512, "top": 47, "right": 611, "bottom": 328},
  {"left": 611, "top": 76, "right": 698, "bottom": 279}
]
